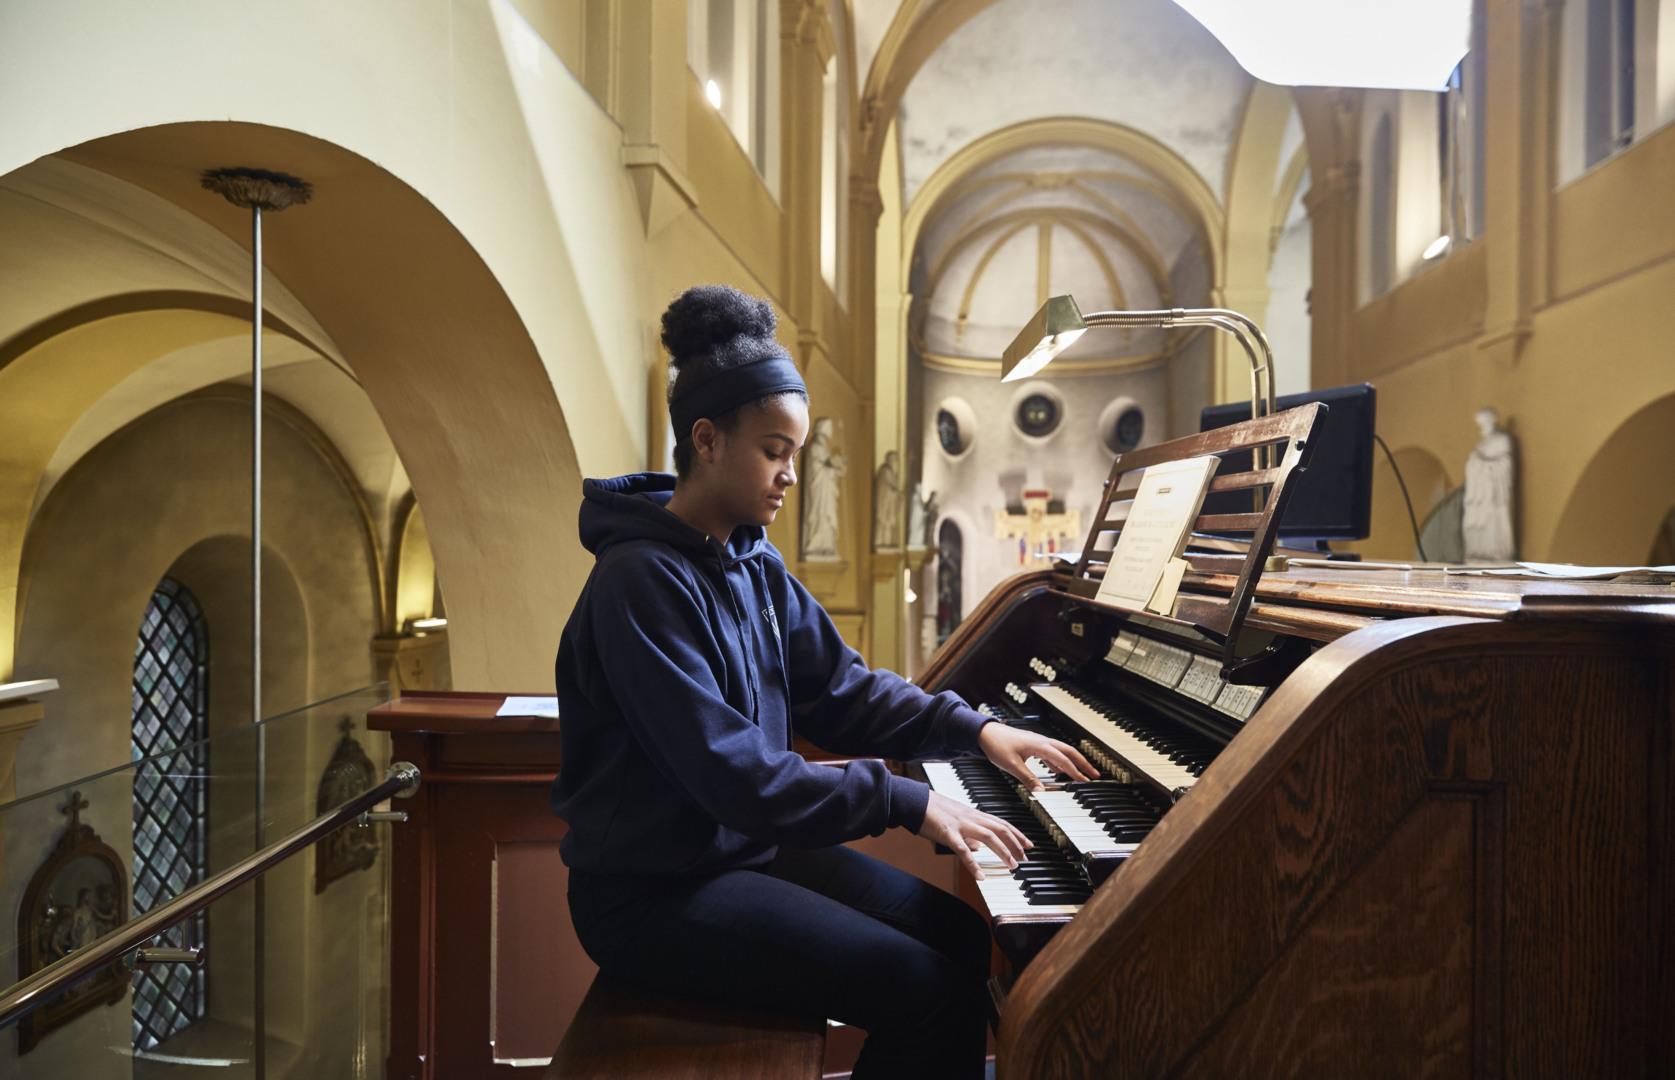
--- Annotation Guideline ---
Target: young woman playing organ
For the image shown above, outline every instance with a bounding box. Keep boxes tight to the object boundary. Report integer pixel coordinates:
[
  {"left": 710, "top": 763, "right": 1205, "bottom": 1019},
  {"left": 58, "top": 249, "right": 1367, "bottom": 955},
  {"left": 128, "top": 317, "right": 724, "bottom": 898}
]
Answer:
[{"left": 552, "top": 285, "right": 1095, "bottom": 1079}]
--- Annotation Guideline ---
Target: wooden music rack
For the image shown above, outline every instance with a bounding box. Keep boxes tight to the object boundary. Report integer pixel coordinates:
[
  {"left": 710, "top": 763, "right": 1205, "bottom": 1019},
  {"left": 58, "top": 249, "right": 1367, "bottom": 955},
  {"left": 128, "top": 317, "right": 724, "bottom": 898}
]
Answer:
[{"left": 1060, "top": 402, "right": 1325, "bottom": 678}]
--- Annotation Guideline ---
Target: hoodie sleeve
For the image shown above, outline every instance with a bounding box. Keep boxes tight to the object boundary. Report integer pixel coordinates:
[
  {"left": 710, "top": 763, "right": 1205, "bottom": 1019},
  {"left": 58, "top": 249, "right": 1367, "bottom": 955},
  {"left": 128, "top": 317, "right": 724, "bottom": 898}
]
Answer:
[
  {"left": 782, "top": 572, "right": 991, "bottom": 768},
  {"left": 588, "top": 548, "right": 927, "bottom": 843}
]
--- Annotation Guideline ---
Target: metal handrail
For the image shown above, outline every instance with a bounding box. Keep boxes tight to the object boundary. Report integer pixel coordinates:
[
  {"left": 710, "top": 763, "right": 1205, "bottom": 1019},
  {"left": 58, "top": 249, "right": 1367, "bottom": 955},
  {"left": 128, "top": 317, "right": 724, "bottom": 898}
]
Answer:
[{"left": 0, "top": 762, "right": 420, "bottom": 1029}]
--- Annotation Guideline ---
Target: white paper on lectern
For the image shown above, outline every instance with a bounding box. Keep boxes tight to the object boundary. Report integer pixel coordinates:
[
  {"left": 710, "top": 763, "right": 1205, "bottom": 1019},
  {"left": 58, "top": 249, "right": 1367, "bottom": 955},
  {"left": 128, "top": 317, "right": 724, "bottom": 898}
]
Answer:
[
  {"left": 496, "top": 696, "right": 559, "bottom": 719},
  {"left": 1096, "top": 456, "right": 1222, "bottom": 610}
]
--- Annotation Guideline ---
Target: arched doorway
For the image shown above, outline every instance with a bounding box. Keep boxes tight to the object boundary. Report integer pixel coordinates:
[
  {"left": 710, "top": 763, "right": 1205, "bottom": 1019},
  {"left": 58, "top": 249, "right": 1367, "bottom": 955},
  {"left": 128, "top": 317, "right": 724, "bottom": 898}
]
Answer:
[
  {"left": 935, "top": 519, "right": 964, "bottom": 646},
  {"left": 1549, "top": 392, "right": 1675, "bottom": 562}
]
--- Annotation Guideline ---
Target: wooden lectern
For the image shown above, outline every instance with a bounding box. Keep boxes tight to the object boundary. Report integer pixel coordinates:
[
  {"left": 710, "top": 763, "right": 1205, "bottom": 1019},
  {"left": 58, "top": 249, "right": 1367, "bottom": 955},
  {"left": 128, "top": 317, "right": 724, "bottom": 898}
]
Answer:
[{"left": 370, "top": 691, "right": 593, "bottom": 1078}]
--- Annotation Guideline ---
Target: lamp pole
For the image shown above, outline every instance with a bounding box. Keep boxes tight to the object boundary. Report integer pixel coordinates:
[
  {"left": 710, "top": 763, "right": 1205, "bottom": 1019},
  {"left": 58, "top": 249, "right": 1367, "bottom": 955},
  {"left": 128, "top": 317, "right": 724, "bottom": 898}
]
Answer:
[{"left": 200, "top": 167, "right": 311, "bottom": 1080}]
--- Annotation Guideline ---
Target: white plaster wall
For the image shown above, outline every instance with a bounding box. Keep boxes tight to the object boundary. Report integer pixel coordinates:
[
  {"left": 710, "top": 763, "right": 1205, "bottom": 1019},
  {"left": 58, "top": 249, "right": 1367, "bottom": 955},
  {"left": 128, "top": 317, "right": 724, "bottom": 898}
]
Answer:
[
  {"left": 896, "top": 0, "right": 1251, "bottom": 207},
  {"left": 919, "top": 365, "right": 1169, "bottom": 622},
  {"left": 1394, "top": 90, "right": 1444, "bottom": 281}
]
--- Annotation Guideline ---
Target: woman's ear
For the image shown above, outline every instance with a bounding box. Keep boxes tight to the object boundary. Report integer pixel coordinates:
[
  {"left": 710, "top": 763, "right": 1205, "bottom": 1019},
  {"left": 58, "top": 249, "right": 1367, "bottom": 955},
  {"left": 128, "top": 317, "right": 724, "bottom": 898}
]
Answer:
[{"left": 690, "top": 417, "right": 719, "bottom": 465}]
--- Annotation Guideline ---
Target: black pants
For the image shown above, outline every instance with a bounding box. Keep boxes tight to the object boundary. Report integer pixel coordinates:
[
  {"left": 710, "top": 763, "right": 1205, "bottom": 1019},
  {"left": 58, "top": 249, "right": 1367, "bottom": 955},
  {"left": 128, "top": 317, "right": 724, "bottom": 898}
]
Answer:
[{"left": 568, "top": 844, "right": 992, "bottom": 1079}]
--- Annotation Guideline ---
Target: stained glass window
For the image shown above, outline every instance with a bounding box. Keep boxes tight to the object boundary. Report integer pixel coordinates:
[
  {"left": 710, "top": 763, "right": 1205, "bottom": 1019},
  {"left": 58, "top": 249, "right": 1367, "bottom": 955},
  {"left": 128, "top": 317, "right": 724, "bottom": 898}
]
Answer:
[{"left": 130, "top": 578, "right": 208, "bottom": 1051}]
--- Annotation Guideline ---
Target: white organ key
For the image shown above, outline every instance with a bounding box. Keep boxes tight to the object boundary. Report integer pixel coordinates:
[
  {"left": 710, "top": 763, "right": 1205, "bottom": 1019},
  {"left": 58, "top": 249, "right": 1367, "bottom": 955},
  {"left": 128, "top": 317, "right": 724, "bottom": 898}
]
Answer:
[
  {"left": 1030, "top": 683, "right": 1199, "bottom": 793},
  {"left": 921, "top": 761, "right": 1082, "bottom": 911},
  {"left": 1030, "top": 792, "right": 1140, "bottom": 858},
  {"left": 975, "top": 872, "right": 1081, "bottom": 917}
]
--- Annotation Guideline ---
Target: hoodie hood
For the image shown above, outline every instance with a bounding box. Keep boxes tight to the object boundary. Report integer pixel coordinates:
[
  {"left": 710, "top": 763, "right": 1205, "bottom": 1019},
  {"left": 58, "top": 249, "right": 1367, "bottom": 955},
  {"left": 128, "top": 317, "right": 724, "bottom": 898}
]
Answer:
[{"left": 579, "top": 473, "right": 770, "bottom": 566}]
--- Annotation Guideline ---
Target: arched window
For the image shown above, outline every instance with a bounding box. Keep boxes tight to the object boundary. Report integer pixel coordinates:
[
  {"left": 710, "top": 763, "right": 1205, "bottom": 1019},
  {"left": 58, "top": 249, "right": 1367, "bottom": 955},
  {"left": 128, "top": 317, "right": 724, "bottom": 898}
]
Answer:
[
  {"left": 935, "top": 519, "right": 963, "bottom": 646},
  {"left": 688, "top": 0, "right": 781, "bottom": 193},
  {"left": 130, "top": 577, "right": 209, "bottom": 1050},
  {"left": 820, "top": 0, "right": 850, "bottom": 302}
]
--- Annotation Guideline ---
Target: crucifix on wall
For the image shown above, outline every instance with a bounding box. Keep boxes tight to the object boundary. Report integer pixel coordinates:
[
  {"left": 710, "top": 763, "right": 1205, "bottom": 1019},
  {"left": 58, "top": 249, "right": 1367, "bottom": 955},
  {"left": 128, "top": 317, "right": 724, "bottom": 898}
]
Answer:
[{"left": 994, "top": 489, "right": 1082, "bottom": 566}]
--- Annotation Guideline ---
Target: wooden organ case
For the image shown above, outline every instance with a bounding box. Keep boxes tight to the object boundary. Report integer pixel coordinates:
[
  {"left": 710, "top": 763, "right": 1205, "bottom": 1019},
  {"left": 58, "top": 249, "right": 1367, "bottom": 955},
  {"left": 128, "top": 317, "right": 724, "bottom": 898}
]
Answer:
[{"left": 916, "top": 407, "right": 1675, "bottom": 1078}]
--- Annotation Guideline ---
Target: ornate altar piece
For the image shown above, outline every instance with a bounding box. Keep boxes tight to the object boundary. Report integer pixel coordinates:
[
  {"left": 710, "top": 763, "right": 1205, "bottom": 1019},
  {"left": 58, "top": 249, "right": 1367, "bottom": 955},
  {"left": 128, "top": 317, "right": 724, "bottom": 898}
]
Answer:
[
  {"left": 995, "top": 489, "right": 1082, "bottom": 566},
  {"left": 315, "top": 720, "right": 382, "bottom": 893},
  {"left": 15, "top": 791, "right": 129, "bottom": 1053}
]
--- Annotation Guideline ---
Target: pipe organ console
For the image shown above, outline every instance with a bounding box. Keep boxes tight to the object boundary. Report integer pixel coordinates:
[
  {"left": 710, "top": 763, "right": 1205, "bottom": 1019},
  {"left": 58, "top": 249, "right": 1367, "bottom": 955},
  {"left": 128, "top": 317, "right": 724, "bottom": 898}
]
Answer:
[
  {"left": 916, "top": 565, "right": 1675, "bottom": 1078},
  {"left": 904, "top": 403, "right": 1674, "bottom": 1077}
]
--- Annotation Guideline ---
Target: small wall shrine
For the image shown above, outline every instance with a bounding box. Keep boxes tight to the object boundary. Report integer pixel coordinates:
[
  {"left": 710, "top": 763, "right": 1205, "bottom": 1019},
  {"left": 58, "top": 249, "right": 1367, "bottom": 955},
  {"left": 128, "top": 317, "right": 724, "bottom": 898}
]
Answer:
[
  {"left": 16, "top": 790, "right": 129, "bottom": 1053},
  {"left": 994, "top": 489, "right": 1082, "bottom": 566},
  {"left": 315, "top": 718, "right": 382, "bottom": 893}
]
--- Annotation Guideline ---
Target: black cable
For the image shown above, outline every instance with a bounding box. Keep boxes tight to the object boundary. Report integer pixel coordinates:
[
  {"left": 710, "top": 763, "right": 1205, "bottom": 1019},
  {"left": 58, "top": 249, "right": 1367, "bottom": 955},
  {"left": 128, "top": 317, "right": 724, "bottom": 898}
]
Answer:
[{"left": 1373, "top": 432, "right": 1429, "bottom": 563}]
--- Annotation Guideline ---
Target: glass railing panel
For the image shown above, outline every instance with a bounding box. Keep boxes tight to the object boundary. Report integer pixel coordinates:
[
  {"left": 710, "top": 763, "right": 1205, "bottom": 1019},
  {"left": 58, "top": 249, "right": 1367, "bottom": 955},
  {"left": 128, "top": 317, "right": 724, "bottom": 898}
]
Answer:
[{"left": 0, "top": 683, "right": 395, "bottom": 1077}]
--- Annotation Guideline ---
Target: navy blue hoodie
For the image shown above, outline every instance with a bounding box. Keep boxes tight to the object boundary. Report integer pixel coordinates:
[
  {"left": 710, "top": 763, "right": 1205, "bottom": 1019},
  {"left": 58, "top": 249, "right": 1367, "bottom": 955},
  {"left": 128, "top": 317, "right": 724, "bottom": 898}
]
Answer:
[{"left": 552, "top": 473, "right": 991, "bottom": 877}]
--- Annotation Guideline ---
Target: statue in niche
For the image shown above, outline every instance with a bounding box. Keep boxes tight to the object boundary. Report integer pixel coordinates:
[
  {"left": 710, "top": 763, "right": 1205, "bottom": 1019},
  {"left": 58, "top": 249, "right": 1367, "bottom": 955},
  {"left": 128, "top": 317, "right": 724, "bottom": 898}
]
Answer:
[
  {"left": 801, "top": 417, "right": 846, "bottom": 561},
  {"left": 873, "top": 451, "right": 903, "bottom": 552},
  {"left": 1462, "top": 407, "right": 1517, "bottom": 563}
]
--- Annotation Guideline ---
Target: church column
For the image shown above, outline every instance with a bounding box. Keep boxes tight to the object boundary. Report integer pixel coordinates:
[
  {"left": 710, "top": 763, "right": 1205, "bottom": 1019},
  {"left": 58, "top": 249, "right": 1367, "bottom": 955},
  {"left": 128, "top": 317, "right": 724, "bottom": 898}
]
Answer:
[
  {"left": 1477, "top": 0, "right": 1553, "bottom": 364},
  {"left": 854, "top": 169, "right": 902, "bottom": 668},
  {"left": 618, "top": 0, "right": 698, "bottom": 236},
  {"left": 1217, "top": 81, "right": 1294, "bottom": 403},
  {"left": 1294, "top": 87, "right": 1364, "bottom": 391},
  {"left": 0, "top": 691, "right": 46, "bottom": 894},
  {"left": 780, "top": 1, "right": 835, "bottom": 332}
]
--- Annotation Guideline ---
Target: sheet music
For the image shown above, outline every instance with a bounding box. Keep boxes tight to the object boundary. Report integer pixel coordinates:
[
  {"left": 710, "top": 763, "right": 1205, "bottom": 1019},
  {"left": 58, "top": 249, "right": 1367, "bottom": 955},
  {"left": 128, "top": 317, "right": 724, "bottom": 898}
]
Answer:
[
  {"left": 496, "top": 696, "right": 559, "bottom": 719},
  {"left": 1096, "top": 456, "right": 1221, "bottom": 611}
]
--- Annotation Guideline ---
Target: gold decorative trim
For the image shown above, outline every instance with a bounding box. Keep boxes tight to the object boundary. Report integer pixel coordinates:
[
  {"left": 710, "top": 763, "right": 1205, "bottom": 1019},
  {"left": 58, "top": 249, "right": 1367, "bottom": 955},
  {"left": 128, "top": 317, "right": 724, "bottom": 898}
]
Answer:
[
  {"left": 902, "top": 117, "right": 1227, "bottom": 286},
  {"left": 926, "top": 207, "right": 1173, "bottom": 307},
  {"left": 1270, "top": 142, "right": 1311, "bottom": 252}
]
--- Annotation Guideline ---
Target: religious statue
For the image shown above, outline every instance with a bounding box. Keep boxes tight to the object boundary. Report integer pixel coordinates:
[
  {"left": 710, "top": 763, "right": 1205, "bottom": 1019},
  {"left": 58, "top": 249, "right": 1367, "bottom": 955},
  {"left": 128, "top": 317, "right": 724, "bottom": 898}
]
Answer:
[
  {"left": 801, "top": 416, "right": 846, "bottom": 561},
  {"left": 906, "top": 482, "right": 930, "bottom": 551},
  {"left": 873, "top": 451, "right": 902, "bottom": 552},
  {"left": 1462, "top": 406, "right": 1517, "bottom": 563}
]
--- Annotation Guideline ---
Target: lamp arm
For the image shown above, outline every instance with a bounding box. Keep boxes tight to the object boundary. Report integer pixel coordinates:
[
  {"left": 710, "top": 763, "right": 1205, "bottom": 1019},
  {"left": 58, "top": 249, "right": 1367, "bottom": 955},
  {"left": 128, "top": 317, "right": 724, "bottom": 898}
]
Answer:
[
  {"left": 1083, "top": 307, "right": 1276, "bottom": 469},
  {"left": 1195, "top": 308, "right": 1278, "bottom": 419}
]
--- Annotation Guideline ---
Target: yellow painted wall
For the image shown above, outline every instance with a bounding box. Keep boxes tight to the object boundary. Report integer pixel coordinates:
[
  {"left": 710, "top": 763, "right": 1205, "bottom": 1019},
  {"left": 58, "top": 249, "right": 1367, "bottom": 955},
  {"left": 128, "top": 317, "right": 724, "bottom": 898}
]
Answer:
[
  {"left": 0, "top": 0, "right": 866, "bottom": 691},
  {"left": 1307, "top": 0, "right": 1675, "bottom": 563}
]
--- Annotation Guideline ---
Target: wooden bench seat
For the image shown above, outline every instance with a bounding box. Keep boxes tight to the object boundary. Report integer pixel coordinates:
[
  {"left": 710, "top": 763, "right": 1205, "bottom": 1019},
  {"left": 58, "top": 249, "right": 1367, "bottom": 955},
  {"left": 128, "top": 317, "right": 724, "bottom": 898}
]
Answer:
[{"left": 544, "top": 974, "right": 827, "bottom": 1079}]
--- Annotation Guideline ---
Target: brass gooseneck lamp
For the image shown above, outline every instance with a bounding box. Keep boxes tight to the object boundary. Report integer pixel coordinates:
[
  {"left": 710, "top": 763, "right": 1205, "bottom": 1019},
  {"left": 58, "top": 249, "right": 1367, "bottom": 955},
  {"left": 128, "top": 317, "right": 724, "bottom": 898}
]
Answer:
[{"left": 1002, "top": 294, "right": 1279, "bottom": 466}]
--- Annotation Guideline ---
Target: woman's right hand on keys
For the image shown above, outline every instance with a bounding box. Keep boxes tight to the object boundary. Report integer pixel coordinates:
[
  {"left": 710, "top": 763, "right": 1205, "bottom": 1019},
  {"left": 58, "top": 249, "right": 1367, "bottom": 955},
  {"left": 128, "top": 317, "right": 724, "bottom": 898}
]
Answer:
[{"left": 915, "top": 790, "right": 1032, "bottom": 880}]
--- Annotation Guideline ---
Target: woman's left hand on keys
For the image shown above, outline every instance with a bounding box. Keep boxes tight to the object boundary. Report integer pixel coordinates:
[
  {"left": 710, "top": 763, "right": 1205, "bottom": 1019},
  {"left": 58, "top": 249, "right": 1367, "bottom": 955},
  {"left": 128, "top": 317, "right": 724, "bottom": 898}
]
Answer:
[{"left": 976, "top": 722, "right": 1098, "bottom": 791}]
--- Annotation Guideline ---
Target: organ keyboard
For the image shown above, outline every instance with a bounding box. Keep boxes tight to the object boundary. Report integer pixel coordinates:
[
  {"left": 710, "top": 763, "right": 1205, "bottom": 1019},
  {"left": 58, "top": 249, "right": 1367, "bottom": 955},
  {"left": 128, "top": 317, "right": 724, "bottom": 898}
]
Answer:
[{"left": 921, "top": 620, "right": 1259, "bottom": 968}]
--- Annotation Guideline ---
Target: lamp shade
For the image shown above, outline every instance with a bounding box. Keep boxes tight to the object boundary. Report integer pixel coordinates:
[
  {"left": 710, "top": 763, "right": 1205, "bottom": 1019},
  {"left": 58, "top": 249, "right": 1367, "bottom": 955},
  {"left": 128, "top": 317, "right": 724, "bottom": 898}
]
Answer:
[
  {"left": 1002, "top": 295, "right": 1088, "bottom": 382},
  {"left": 1173, "top": 0, "right": 1471, "bottom": 90}
]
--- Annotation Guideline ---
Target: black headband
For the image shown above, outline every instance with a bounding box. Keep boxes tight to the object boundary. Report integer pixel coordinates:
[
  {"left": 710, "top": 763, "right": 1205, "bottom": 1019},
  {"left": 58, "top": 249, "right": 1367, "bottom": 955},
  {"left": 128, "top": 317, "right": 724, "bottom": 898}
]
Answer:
[{"left": 670, "top": 354, "right": 806, "bottom": 442}]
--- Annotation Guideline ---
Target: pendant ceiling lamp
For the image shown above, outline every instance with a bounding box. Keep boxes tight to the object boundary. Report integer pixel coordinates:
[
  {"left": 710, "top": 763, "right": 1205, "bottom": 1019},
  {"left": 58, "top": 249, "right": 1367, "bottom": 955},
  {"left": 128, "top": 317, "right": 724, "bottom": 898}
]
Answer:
[
  {"left": 1172, "top": 0, "right": 1472, "bottom": 90},
  {"left": 200, "top": 165, "right": 311, "bottom": 1080}
]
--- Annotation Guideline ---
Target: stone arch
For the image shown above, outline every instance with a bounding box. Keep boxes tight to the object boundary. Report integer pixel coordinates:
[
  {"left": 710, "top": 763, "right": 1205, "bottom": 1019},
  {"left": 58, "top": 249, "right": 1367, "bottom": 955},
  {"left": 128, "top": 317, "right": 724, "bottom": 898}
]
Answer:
[
  {"left": 2, "top": 119, "right": 597, "bottom": 689},
  {"left": 902, "top": 116, "right": 1226, "bottom": 287},
  {"left": 1548, "top": 392, "right": 1675, "bottom": 563},
  {"left": 1344, "top": 444, "right": 1452, "bottom": 561},
  {"left": 14, "top": 394, "right": 375, "bottom": 796}
]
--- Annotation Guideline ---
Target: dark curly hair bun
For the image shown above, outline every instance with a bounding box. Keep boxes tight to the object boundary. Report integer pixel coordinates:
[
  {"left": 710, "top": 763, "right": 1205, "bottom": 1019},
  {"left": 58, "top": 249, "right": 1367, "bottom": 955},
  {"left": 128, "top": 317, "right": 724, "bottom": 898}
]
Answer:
[{"left": 660, "top": 284, "right": 780, "bottom": 367}]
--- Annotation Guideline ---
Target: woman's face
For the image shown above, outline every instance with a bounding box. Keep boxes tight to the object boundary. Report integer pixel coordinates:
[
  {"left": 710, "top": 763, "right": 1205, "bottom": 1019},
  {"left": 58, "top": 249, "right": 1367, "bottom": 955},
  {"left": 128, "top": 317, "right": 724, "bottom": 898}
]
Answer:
[{"left": 709, "top": 395, "right": 810, "bottom": 530}]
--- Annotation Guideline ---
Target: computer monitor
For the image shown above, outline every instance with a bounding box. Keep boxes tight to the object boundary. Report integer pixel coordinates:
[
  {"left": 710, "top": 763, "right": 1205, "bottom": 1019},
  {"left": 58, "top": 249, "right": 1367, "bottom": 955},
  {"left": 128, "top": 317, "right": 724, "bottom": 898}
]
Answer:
[{"left": 1197, "top": 383, "right": 1377, "bottom": 543}]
